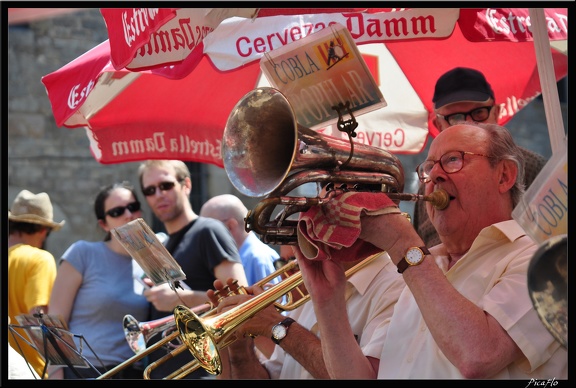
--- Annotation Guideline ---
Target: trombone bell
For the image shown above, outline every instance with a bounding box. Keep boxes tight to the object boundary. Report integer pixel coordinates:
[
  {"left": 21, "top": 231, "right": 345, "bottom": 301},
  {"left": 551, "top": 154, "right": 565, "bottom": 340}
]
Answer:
[{"left": 123, "top": 314, "right": 178, "bottom": 354}]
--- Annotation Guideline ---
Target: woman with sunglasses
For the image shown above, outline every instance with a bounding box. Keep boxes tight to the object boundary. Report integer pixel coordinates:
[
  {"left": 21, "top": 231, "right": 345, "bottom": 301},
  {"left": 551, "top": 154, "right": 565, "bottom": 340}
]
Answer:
[{"left": 48, "top": 182, "right": 150, "bottom": 379}]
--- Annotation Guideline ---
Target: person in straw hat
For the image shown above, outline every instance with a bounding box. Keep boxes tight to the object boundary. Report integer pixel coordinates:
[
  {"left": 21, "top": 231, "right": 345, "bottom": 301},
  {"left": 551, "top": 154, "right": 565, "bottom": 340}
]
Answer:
[{"left": 8, "top": 189, "right": 65, "bottom": 379}]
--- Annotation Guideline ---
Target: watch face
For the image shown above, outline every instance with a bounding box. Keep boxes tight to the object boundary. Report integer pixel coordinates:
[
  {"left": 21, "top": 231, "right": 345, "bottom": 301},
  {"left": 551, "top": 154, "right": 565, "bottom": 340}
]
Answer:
[
  {"left": 406, "top": 248, "right": 423, "bottom": 265},
  {"left": 272, "top": 324, "right": 287, "bottom": 339}
]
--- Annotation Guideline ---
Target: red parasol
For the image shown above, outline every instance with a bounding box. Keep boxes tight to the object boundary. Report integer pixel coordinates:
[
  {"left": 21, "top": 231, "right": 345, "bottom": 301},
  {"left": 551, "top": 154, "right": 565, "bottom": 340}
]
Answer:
[{"left": 42, "top": 8, "right": 567, "bottom": 165}]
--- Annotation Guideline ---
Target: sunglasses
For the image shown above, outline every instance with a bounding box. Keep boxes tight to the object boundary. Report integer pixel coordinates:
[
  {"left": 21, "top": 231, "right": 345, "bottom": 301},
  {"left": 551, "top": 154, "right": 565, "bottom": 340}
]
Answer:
[
  {"left": 435, "top": 106, "right": 493, "bottom": 126},
  {"left": 142, "top": 181, "right": 180, "bottom": 197},
  {"left": 106, "top": 201, "right": 141, "bottom": 218}
]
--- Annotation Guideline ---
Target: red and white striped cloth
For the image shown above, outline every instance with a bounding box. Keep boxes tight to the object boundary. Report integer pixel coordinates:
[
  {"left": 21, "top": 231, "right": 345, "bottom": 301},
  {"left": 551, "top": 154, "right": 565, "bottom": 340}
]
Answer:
[{"left": 297, "top": 192, "right": 400, "bottom": 261}]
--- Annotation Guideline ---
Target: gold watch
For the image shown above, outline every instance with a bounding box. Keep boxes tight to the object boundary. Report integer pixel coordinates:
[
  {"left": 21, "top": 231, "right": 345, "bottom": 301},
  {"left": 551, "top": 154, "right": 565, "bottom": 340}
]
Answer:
[
  {"left": 271, "top": 317, "right": 295, "bottom": 345},
  {"left": 397, "top": 246, "right": 430, "bottom": 274}
]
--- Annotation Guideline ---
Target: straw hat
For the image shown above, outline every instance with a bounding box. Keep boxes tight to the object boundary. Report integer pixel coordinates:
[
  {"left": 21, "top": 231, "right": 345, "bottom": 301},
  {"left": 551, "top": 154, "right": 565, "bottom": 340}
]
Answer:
[{"left": 8, "top": 190, "right": 65, "bottom": 231}]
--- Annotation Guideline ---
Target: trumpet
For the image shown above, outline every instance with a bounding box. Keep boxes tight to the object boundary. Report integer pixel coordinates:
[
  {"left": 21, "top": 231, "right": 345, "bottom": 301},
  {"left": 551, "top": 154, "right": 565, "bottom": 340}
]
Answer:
[
  {"left": 174, "top": 253, "right": 378, "bottom": 375},
  {"left": 98, "top": 260, "right": 300, "bottom": 379}
]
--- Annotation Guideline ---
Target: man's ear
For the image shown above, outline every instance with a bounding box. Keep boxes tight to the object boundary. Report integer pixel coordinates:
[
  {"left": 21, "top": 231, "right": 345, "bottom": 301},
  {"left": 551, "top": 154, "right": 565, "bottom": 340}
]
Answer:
[
  {"left": 492, "top": 103, "right": 501, "bottom": 119},
  {"left": 498, "top": 159, "right": 518, "bottom": 193},
  {"left": 182, "top": 176, "right": 192, "bottom": 193}
]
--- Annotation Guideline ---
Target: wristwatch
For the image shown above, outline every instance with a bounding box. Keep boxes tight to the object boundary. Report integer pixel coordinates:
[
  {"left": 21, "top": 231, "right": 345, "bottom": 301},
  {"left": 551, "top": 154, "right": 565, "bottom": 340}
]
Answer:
[
  {"left": 397, "top": 246, "right": 430, "bottom": 274},
  {"left": 271, "top": 317, "right": 296, "bottom": 345}
]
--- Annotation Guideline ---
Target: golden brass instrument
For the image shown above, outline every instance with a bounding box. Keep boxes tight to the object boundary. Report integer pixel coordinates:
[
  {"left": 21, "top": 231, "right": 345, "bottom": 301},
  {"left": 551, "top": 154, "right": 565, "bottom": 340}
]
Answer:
[
  {"left": 98, "top": 260, "right": 300, "bottom": 379},
  {"left": 527, "top": 234, "right": 567, "bottom": 349},
  {"left": 174, "top": 253, "right": 377, "bottom": 375},
  {"left": 123, "top": 304, "right": 211, "bottom": 355},
  {"left": 222, "top": 87, "right": 449, "bottom": 244}
]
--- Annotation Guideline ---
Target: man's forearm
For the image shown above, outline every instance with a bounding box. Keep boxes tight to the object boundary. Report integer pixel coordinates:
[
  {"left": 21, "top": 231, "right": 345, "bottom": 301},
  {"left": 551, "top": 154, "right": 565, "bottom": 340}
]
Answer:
[{"left": 278, "top": 322, "right": 330, "bottom": 379}]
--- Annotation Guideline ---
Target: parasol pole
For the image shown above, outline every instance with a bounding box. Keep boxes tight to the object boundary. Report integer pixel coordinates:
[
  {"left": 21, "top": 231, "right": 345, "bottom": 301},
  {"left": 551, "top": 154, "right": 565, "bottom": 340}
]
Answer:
[{"left": 528, "top": 8, "right": 566, "bottom": 155}]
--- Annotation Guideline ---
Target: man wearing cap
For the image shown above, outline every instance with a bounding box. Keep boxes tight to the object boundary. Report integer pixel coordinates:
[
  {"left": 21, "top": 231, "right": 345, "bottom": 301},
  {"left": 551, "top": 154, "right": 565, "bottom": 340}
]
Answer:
[
  {"left": 413, "top": 67, "right": 547, "bottom": 246},
  {"left": 8, "top": 190, "right": 65, "bottom": 379}
]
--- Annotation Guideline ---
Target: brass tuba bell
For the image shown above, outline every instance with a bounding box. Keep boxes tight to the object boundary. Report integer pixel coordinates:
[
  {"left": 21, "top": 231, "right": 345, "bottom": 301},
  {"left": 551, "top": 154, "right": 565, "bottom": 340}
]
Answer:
[
  {"left": 222, "top": 87, "right": 404, "bottom": 198},
  {"left": 221, "top": 87, "right": 406, "bottom": 244}
]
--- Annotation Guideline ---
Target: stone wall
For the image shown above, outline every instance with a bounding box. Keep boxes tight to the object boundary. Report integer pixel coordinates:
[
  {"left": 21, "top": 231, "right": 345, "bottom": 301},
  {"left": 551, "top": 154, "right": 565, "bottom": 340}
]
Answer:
[
  {"left": 7, "top": 8, "right": 567, "bottom": 261},
  {"left": 8, "top": 9, "right": 166, "bottom": 258}
]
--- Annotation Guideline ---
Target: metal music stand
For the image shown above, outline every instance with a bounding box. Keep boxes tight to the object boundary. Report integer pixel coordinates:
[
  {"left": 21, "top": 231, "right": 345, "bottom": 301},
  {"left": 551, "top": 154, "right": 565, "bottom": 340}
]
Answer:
[{"left": 9, "top": 313, "right": 106, "bottom": 379}]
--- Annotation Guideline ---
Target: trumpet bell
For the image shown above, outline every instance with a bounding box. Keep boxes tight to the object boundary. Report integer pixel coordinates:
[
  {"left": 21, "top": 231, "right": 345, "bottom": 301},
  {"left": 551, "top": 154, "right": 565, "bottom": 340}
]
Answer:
[{"left": 174, "top": 306, "right": 222, "bottom": 375}]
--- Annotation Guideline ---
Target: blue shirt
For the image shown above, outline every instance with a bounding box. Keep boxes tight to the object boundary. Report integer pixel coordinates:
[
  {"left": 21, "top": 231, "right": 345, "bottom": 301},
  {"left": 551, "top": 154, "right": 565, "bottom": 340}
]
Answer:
[{"left": 239, "top": 232, "right": 280, "bottom": 286}]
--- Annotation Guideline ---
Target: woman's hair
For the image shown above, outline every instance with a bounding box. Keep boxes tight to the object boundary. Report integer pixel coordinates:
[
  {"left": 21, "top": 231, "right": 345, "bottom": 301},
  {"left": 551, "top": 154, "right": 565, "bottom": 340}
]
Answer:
[{"left": 94, "top": 181, "right": 140, "bottom": 241}]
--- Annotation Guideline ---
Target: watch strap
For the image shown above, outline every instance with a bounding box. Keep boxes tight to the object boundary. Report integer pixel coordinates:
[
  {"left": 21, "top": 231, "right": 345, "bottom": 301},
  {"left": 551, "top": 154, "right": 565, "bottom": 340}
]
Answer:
[{"left": 397, "top": 246, "right": 430, "bottom": 274}]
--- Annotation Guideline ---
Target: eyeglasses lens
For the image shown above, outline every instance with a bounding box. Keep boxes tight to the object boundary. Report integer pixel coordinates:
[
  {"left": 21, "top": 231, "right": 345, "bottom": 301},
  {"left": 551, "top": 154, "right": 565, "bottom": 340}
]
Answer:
[
  {"left": 446, "top": 106, "right": 491, "bottom": 125},
  {"left": 142, "top": 181, "right": 177, "bottom": 196},
  {"left": 417, "top": 151, "right": 465, "bottom": 183},
  {"left": 106, "top": 201, "right": 141, "bottom": 218}
]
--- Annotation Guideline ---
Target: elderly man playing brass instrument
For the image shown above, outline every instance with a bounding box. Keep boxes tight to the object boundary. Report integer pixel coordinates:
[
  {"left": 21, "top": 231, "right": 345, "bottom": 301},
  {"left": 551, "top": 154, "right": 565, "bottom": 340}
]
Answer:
[{"left": 295, "top": 122, "right": 567, "bottom": 379}]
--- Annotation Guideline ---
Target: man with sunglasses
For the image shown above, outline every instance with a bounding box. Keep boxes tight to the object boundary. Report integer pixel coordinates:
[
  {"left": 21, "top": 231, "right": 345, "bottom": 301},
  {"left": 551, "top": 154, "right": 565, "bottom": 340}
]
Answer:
[
  {"left": 413, "top": 67, "right": 547, "bottom": 247},
  {"left": 137, "top": 160, "right": 248, "bottom": 379},
  {"left": 296, "top": 122, "right": 566, "bottom": 378}
]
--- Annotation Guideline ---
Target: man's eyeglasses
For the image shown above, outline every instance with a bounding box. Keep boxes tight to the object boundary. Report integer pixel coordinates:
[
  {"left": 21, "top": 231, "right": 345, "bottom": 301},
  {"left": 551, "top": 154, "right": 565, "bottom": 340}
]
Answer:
[
  {"left": 142, "top": 181, "right": 180, "bottom": 197},
  {"left": 416, "top": 151, "right": 493, "bottom": 183},
  {"left": 436, "top": 106, "right": 493, "bottom": 126},
  {"left": 106, "top": 201, "right": 141, "bottom": 218}
]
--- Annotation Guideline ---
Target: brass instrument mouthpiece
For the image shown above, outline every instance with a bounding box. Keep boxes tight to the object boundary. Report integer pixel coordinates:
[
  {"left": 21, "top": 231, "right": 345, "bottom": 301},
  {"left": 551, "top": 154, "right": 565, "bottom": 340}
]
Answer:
[{"left": 386, "top": 188, "right": 450, "bottom": 210}]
